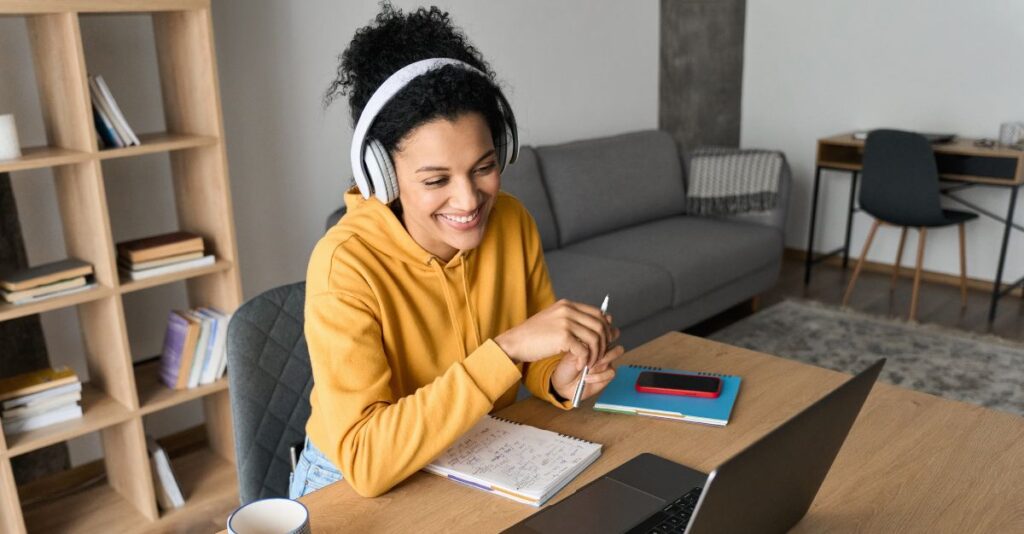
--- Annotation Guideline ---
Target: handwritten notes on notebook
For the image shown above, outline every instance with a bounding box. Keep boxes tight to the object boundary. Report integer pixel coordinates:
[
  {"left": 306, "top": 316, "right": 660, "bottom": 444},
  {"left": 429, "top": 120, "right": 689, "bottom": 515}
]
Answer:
[{"left": 424, "top": 416, "right": 602, "bottom": 506}]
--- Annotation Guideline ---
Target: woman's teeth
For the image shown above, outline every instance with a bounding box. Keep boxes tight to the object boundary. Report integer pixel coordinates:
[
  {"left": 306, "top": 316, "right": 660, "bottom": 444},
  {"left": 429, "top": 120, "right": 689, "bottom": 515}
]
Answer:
[{"left": 440, "top": 209, "right": 479, "bottom": 224}]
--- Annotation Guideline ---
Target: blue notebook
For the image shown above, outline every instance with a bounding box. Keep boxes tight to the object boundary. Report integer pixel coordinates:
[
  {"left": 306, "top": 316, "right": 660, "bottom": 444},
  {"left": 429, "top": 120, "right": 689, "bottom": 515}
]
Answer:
[{"left": 594, "top": 365, "right": 742, "bottom": 426}]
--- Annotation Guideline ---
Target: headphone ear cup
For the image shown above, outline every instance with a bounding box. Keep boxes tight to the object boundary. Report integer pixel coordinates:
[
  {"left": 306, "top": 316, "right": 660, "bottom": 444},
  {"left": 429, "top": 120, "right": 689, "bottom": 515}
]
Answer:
[{"left": 364, "top": 139, "right": 399, "bottom": 204}]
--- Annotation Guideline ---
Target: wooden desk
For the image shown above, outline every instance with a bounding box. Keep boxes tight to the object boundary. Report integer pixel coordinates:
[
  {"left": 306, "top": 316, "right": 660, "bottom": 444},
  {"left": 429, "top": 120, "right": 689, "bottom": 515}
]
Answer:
[
  {"left": 294, "top": 333, "right": 1024, "bottom": 533},
  {"left": 805, "top": 132, "right": 1024, "bottom": 321}
]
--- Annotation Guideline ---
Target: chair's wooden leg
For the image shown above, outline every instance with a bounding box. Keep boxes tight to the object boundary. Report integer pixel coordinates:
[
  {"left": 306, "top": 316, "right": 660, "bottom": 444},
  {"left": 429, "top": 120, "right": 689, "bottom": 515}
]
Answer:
[
  {"left": 910, "top": 227, "right": 928, "bottom": 321},
  {"left": 843, "top": 219, "right": 881, "bottom": 306},
  {"left": 958, "top": 223, "right": 968, "bottom": 308},
  {"left": 891, "top": 226, "right": 908, "bottom": 292}
]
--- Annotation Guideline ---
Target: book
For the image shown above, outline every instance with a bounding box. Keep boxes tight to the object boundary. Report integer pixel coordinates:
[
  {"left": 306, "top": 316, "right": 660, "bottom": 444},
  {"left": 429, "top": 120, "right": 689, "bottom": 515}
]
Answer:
[
  {"left": 91, "top": 102, "right": 122, "bottom": 149},
  {"left": 0, "top": 367, "right": 79, "bottom": 403},
  {"left": 118, "top": 250, "right": 204, "bottom": 271},
  {"left": 5, "top": 282, "right": 98, "bottom": 305},
  {"left": 423, "top": 415, "right": 602, "bottom": 506},
  {"left": 2, "top": 390, "right": 81, "bottom": 419},
  {"left": 183, "top": 310, "right": 212, "bottom": 389},
  {"left": 93, "top": 74, "right": 140, "bottom": 146},
  {"left": 594, "top": 365, "right": 742, "bottom": 426},
  {"left": 117, "top": 232, "right": 204, "bottom": 264},
  {"left": 1, "top": 403, "right": 83, "bottom": 434},
  {"left": 120, "top": 255, "right": 215, "bottom": 281},
  {"left": 0, "top": 258, "right": 93, "bottom": 292},
  {"left": 196, "top": 308, "right": 228, "bottom": 385},
  {"left": 2, "top": 276, "right": 87, "bottom": 303},
  {"left": 159, "top": 312, "right": 191, "bottom": 388},
  {"left": 87, "top": 75, "right": 131, "bottom": 147},
  {"left": 146, "top": 435, "right": 185, "bottom": 510},
  {"left": 2, "top": 382, "right": 82, "bottom": 411}
]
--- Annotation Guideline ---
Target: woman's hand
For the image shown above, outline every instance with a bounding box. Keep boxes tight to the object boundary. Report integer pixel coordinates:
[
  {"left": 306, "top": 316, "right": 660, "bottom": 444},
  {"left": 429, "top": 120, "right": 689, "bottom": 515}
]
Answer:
[
  {"left": 550, "top": 344, "right": 625, "bottom": 401},
  {"left": 494, "top": 299, "right": 619, "bottom": 367}
]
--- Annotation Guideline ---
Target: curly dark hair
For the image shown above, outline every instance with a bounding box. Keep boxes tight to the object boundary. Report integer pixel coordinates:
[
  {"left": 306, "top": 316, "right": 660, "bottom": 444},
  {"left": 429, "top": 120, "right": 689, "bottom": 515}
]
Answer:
[{"left": 326, "top": 2, "right": 507, "bottom": 157}]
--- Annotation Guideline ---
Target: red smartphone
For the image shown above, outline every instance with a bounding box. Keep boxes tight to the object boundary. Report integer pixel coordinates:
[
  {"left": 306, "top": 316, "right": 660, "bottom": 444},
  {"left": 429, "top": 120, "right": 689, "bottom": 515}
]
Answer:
[{"left": 635, "top": 371, "right": 722, "bottom": 398}]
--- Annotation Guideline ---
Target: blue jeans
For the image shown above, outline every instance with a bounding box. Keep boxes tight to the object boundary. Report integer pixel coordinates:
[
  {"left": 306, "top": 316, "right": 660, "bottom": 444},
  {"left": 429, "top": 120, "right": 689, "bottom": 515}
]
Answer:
[{"left": 288, "top": 438, "right": 343, "bottom": 499}]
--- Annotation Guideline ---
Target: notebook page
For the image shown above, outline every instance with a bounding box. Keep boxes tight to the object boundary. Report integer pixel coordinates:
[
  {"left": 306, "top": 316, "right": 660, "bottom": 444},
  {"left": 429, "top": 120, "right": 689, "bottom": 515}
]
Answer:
[{"left": 427, "top": 416, "right": 601, "bottom": 498}]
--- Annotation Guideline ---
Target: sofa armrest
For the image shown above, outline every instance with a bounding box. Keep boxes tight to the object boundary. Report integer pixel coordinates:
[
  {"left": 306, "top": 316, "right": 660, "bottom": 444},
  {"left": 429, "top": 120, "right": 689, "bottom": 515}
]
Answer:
[{"left": 707, "top": 152, "right": 791, "bottom": 236}]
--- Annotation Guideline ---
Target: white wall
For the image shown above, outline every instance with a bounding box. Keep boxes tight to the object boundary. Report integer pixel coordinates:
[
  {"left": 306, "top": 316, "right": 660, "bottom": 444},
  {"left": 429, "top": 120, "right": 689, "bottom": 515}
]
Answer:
[
  {"left": 0, "top": 2, "right": 657, "bottom": 466},
  {"left": 742, "top": 0, "right": 1024, "bottom": 284}
]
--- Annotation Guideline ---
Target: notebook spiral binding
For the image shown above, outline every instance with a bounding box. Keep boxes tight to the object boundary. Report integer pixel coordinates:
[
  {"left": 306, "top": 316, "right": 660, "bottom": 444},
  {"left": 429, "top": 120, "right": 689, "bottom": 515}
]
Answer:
[
  {"left": 489, "top": 415, "right": 523, "bottom": 426},
  {"left": 555, "top": 433, "right": 596, "bottom": 444},
  {"left": 626, "top": 364, "right": 737, "bottom": 378}
]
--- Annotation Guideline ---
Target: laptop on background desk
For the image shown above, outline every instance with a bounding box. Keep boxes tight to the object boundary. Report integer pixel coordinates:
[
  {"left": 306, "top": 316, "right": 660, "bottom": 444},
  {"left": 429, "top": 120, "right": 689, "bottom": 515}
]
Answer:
[{"left": 504, "top": 359, "right": 885, "bottom": 534}]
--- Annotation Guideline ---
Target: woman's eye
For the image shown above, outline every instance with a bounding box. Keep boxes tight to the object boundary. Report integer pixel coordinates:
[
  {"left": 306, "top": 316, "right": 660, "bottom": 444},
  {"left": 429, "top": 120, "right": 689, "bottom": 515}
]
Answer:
[
  {"left": 474, "top": 163, "right": 496, "bottom": 174},
  {"left": 425, "top": 177, "right": 448, "bottom": 187}
]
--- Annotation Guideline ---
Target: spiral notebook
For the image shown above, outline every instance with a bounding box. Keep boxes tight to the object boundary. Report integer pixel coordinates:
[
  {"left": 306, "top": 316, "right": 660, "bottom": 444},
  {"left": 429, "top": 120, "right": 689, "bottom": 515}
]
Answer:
[
  {"left": 594, "top": 365, "right": 742, "bottom": 426},
  {"left": 424, "top": 415, "right": 602, "bottom": 506}
]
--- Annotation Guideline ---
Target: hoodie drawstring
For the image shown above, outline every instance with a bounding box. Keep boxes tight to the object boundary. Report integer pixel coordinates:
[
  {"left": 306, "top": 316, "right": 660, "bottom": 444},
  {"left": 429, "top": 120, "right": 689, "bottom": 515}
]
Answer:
[
  {"left": 431, "top": 258, "right": 469, "bottom": 360},
  {"left": 460, "top": 255, "right": 483, "bottom": 349}
]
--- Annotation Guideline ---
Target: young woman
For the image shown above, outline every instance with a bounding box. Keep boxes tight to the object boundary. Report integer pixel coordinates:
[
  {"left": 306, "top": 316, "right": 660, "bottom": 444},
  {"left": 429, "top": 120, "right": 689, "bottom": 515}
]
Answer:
[{"left": 291, "top": 4, "right": 623, "bottom": 499}]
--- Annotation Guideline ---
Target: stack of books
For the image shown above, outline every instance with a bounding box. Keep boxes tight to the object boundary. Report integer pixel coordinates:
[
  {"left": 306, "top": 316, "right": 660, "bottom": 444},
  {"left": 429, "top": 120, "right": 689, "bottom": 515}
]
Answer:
[
  {"left": 117, "top": 232, "right": 215, "bottom": 281},
  {"left": 88, "top": 73, "right": 140, "bottom": 149},
  {"left": 0, "top": 259, "right": 96, "bottom": 305},
  {"left": 159, "top": 307, "right": 230, "bottom": 390},
  {"left": 0, "top": 367, "right": 83, "bottom": 435}
]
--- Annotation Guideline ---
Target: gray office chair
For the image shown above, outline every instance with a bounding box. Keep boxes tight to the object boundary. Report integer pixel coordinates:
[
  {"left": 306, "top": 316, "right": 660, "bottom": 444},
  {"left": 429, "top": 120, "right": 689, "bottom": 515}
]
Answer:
[
  {"left": 842, "top": 129, "right": 978, "bottom": 320},
  {"left": 227, "top": 282, "right": 313, "bottom": 504}
]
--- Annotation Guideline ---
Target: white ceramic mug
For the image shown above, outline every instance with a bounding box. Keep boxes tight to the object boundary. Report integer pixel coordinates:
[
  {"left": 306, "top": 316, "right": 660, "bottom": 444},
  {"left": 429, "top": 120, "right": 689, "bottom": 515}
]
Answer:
[
  {"left": 0, "top": 114, "right": 21, "bottom": 161},
  {"left": 227, "top": 498, "right": 311, "bottom": 534},
  {"left": 999, "top": 122, "right": 1024, "bottom": 146}
]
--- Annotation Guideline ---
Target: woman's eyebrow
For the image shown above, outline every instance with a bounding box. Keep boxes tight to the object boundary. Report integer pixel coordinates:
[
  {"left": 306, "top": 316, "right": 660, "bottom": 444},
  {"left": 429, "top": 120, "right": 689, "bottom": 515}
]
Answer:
[{"left": 415, "top": 149, "right": 496, "bottom": 173}]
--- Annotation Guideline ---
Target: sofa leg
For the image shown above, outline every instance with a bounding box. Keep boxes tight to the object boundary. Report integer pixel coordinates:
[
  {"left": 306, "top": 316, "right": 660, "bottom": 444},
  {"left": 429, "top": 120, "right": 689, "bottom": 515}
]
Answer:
[{"left": 750, "top": 296, "right": 761, "bottom": 313}]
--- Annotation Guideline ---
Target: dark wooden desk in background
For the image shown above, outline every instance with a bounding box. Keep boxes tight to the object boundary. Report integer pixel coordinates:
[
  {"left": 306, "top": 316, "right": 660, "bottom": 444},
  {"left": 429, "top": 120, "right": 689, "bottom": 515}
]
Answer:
[{"left": 805, "top": 132, "right": 1024, "bottom": 321}]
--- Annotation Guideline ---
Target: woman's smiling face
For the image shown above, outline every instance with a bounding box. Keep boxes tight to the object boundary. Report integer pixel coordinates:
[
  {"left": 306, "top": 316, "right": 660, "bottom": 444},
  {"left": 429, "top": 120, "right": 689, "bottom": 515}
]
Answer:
[{"left": 391, "top": 112, "right": 501, "bottom": 262}]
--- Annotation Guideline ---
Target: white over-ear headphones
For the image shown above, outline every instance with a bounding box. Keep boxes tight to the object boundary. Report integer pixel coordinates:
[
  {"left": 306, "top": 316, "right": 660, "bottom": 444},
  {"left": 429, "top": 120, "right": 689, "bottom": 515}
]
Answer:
[{"left": 350, "top": 58, "right": 520, "bottom": 204}]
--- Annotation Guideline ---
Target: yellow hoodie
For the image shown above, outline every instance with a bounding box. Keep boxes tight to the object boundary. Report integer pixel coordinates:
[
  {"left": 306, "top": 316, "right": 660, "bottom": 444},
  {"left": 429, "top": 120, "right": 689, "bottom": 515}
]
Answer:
[{"left": 304, "top": 189, "right": 570, "bottom": 497}]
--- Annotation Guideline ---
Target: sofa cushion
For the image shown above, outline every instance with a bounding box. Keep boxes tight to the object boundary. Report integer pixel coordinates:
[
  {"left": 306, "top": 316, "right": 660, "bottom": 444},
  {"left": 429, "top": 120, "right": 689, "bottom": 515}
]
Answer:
[
  {"left": 543, "top": 249, "right": 673, "bottom": 328},
  {"left": 564, "top": 216, "right": 782, "bottom": 307},
  {"left": 500, "top": 147, "right": 559, "bottom": 251},
  {"left": 536, "top": 130, "right": 687, "bottom": 246}
]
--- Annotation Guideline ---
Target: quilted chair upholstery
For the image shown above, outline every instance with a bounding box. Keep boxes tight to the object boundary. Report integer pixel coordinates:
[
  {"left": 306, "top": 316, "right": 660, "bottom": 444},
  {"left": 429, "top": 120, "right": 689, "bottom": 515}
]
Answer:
[{"left": 227, "top": 282, "right": 313, "bottom": 504}]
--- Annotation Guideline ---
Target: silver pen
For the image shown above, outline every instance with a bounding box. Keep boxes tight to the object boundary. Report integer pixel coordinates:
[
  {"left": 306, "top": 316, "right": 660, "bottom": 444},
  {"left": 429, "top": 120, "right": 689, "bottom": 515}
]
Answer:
[{"left": 573, "top": 294, "right": 609, "bottom": 408}]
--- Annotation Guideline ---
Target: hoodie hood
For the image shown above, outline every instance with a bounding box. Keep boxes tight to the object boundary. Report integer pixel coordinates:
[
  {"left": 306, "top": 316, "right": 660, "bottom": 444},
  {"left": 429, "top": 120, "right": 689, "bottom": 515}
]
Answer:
[{"left": 339, "top": 188, "right": 443, "bottom": 269}]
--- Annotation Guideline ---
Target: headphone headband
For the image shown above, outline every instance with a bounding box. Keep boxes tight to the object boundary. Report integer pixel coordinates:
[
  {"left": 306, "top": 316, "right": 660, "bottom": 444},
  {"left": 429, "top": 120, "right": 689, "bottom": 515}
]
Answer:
[{"left": 350, "top": 58, "right": 518, "bottom": 203}]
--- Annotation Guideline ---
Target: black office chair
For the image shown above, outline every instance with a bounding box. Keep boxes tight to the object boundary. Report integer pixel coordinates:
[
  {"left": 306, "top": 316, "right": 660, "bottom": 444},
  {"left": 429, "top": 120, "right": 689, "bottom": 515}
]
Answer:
[
  {"left": 227, "top": 282, "right": 313, "bottom": 503},
  {"left": 842, "top": 129, "right": 978, "bottom": 320}
]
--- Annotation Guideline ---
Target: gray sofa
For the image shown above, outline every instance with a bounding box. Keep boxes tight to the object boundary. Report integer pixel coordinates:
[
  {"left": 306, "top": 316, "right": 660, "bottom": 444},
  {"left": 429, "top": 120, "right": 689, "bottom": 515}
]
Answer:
[{"left": 328, "top": 129, "right": 790, "bottom": 349}]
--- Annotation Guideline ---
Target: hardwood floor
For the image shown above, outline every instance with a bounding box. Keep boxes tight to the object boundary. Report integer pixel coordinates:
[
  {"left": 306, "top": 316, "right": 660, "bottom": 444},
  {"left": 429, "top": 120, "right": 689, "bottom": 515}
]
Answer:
[{"left": 691, "top": 256, "right": 1024, "bottom": 341}]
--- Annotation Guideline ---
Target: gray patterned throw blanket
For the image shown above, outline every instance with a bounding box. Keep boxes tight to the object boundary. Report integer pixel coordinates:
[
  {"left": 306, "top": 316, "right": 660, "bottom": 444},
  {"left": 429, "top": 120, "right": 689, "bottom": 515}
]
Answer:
[{"left": 686, "top": 147, "right": 784, "bottom": 215}]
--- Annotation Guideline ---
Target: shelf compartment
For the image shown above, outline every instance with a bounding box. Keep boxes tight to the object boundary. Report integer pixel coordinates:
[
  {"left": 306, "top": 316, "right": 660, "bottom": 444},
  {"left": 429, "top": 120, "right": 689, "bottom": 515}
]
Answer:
[
  {"left": 0, "top": 145, "right": 91, "bottom": 173},
  {"left": 2, "top": 383, "right": 132, "bottom": 458},
  {"left": 136, "top": 359, "right": 228, "bottom": 416},
  {"left": 118, "top": 258, "right": 232, "bottom": 294},
  {"left": 20, "top": 444, "right": 235, "bottom": 532},
  {"left": 95, "top": 132, "right": 218, "bottom": 161},
  {"left": 0, "top": 284, "right": 113, "bottom": 322}
]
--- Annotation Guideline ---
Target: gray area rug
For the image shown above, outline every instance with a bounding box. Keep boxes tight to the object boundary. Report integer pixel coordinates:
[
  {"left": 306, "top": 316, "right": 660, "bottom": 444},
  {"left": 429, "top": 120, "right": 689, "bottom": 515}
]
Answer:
[{"left": 710, "top": 299, "right": 1024, "bottom": 417}]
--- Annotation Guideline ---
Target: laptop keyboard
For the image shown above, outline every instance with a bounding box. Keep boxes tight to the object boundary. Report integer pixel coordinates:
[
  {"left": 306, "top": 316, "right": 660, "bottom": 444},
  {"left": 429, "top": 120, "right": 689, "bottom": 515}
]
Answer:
[{"left": 626, "top": 487, "right": 703, "bottom": 534}]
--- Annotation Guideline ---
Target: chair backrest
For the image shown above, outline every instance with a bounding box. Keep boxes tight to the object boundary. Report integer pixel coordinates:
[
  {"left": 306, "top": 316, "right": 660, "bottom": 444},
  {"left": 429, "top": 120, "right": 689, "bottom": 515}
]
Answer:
[
  {"left": 227, "top": 282, "right": 313, "bottom": 504},
  {"left": 860, "top": 129, "right": 945, "bottom": 226}
]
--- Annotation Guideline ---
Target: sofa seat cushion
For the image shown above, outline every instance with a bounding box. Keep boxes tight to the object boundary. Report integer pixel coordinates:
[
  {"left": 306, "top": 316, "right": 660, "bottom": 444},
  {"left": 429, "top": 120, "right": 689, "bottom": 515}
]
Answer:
[
  {"left": 564, "top": 216, "right": 782, "bottom": 307},
  {"left": 537, "top": 130, "right": 686, "bottom": 246},
  {"left": 543, "top": 250, "right": 673, "bottom": 328}
]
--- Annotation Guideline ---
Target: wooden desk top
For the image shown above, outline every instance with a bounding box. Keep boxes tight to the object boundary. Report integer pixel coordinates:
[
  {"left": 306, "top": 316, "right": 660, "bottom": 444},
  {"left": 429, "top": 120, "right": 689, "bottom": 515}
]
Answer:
[
  {"left": 817, "top": 132, "right": 1024, "bottom": 185},
  {"left": 293, "top": 333, "right": 1024, "bottom": 533}
]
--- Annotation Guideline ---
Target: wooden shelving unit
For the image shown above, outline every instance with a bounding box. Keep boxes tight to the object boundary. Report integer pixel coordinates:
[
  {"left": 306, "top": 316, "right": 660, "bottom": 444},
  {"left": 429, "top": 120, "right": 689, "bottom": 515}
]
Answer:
[{"left": 0, "top": 1, "right": 242, "bottom": 532}]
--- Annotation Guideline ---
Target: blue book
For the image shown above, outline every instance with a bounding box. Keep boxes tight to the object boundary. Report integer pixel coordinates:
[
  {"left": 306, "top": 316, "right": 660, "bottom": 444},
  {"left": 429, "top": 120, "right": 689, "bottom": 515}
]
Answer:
[{"left": 594, "top": 365, "right": 742, "bottom": 426}]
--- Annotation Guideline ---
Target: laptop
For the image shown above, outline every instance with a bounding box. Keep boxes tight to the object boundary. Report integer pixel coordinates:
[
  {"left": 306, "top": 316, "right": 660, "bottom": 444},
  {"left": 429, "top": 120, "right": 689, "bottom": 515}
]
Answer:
[{"left": 503, "top": 359, "right": 885, "bottom": 534}]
